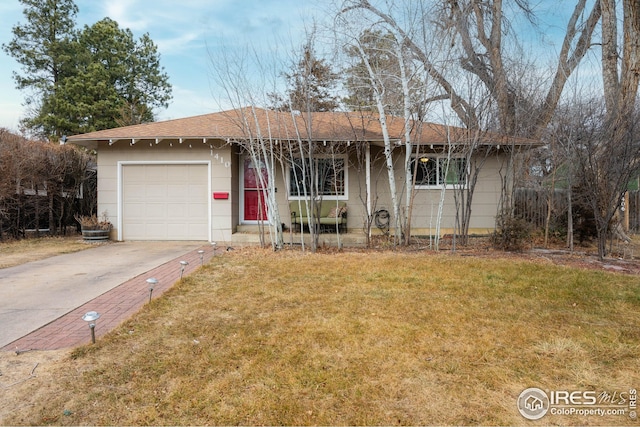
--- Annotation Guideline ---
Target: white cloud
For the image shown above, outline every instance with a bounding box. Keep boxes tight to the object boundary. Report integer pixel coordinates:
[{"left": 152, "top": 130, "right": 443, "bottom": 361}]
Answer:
[
  {"left": 103, "top": 0, "right": 150, "bottom": 31},
  {"left": 156, "top": 32, "right": 203, "bottom": 55}
]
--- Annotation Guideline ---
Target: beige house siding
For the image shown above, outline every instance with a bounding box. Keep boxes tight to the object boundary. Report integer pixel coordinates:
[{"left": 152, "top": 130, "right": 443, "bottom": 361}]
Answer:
[
  {"left": 268, "top": 148, "right": 506, "bottom": 236},
  {"left": 95, "top": 141, "right": 508, "bottom": 241},
  {"left": 406, "top": 155, "right": 505, "bottom": 234},
  {"left": 67, "top": 108, "right": 537, "bottom": 243},
  {"left": 96, "top": 140, "right": 233, "bottom": 242}
]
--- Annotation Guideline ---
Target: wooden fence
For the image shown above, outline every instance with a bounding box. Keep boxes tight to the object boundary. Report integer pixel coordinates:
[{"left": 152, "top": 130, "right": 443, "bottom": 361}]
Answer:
[{"left": 514, "top": 188, "right": 640, "bottom": 233}]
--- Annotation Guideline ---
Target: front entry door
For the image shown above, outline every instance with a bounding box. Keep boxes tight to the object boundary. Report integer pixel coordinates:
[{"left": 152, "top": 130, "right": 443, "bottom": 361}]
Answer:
[{"left": 243, "top": 158, "right": 268, "bottom": 221}]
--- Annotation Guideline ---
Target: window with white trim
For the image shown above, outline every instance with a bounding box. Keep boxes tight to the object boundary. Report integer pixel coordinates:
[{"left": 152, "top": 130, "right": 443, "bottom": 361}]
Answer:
[
  {"left": 289, "top": 157, "right": 346, "bottom": 198},
  {"left": 411, "top": 156, "right": 467, "bottom": 188}
]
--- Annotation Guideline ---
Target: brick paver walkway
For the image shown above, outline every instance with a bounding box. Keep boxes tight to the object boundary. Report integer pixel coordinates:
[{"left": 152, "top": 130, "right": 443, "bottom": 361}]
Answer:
[{"left": 1, "top": 244, "right": 217, "bottom": 352}]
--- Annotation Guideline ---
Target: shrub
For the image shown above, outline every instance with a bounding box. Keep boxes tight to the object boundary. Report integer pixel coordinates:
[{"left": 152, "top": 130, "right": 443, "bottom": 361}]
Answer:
[
  {"left": 492, "top": 213, "right": 532, "bottom": 251},
  {"left": 75, "top": 213, "right": 112, "bottom": 231}
]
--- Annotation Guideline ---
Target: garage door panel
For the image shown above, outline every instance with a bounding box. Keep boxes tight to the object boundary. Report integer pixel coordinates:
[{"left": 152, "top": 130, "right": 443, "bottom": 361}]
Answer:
[
  {"left": 166, "top": 203, "right": 187, "bottom": 218},
  {"left": 188, "top": 203, "right": 207, "bottom": 216},
  {"left": 124, "top": 224, "right": 149, "bottom": 240},
  {"left": 188, "top": 185, "right": 207, "bottom": 198},
  {"left": 125, "top": 203, "right": 146, "bottom": 217},
  {"left": 145, "top": 167, "right": 167, "bottom": 180},
  {"left": 166, "top": 184, "right": 186, "bottom": 198},
  {"left": 144, "top": 204, "right": 169, "bottom": 218},
  {"left": 124, "top": 184, "right": 145, "bottom": 195},
  {"left": 146, "top": 184, "right": 168, "bottom": 198},
  {"left": 189, "top": 224, "right": 207, "bottom": 234},
  {"left": 126, "top": 168, "right": 146, "bottom": 180},
  {"left": 122, "top": 164, "right": 208, "bottom": 240},
  {"left": 167, "top": 225, "right": 188, "bottom": 239},
  {"left": 166, "top": 167, "right": 185, "bottom": 179}
]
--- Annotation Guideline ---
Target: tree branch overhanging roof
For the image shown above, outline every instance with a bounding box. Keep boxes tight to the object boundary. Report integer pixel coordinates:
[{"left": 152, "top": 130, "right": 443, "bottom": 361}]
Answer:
[{"left": 66, "top": 107, "right": 541, "bottom": 149}]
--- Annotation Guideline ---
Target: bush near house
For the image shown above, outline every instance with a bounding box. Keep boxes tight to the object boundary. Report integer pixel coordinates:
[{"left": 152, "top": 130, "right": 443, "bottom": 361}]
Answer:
[{"left": 0, "top": 129, "right": 96, "bottom": 240}]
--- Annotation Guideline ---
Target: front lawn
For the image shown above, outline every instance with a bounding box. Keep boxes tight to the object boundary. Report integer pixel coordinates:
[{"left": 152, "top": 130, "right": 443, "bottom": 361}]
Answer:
[
  {"left": 0, "top": 236, "right": 93, "bottom": 269},
  {"left": 4, "top": 249, "right": 639, "bottom": 425}
]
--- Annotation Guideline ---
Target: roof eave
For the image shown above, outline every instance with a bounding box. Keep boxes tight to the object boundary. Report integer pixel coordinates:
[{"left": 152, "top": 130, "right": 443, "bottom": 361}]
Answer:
[{"left": 66, "top": 139, "right": 98, "bottom": 150}]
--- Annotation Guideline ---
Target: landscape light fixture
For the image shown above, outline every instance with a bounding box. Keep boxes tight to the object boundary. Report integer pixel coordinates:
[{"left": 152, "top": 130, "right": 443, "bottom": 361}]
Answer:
[
  {"left": 180, "top": 260, "right": 189, "bottom": 279},
  {"left": 82, "top": 311, "right": 100, "bottom": 344},
  {"left": 146, "top": 277, "right": 158, "bottom": 303},
  {"left": 211, "top": 242, "right": 217, "bottom": 251},
  {"left": 198, "top": 250, "right": 205, "bottom": 266}
]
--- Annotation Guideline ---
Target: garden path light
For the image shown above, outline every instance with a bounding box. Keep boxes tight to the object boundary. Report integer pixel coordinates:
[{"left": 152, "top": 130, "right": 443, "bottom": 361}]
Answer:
[
  {"left": 180, "top": 260, "right": 189, "bottom": 279},
  {"left": 82, "top": 311, "right": 100, "bottom": 344},
  {"left": 146, "top": 277, "right": 158, "bottom": 303}
]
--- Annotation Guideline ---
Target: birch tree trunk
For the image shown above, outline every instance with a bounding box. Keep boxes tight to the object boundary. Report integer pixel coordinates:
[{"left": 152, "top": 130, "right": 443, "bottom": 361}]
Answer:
[
  {"left": 398, "top": 41, "right": 415, "bottom": 245},
  {"left": 355, "top": 40, "right": 402, "bottom": 245}
]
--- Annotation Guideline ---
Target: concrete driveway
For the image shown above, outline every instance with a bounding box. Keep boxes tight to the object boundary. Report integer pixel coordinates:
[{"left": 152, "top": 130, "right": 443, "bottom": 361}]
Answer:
[{"left": 0, "top": 241, "right": 205, "bottom": 348}]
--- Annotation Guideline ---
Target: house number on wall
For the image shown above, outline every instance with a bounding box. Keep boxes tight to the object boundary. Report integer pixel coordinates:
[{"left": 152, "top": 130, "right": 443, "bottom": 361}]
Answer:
[{"left": 212, "top": 152, "right": 231, "bottom": 168}]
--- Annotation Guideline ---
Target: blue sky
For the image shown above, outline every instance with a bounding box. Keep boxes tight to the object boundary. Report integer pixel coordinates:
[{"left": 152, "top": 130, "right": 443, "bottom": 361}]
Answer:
[
  {"left": 0, "top": 0, "right": 319, "bottom": 132},
  {"left": 0, "top": 0, "right": 601, "bottom": 134}
]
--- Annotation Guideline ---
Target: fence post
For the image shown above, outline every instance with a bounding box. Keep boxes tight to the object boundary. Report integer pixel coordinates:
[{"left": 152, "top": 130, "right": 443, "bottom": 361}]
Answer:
[{"left": 624, "top": 191, "right": 629, "bottom": 232}]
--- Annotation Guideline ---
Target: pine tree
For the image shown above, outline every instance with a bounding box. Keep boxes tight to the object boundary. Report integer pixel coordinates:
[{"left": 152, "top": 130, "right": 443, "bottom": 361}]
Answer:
[
  {"left": 54, "top": 18, "right": 172, "bottom": 134},
  {"left": 273, "top": 43, "right": 339, "bottom": 112},
  {"left": 4, "top": 1, "right": 172, "bottom": 139},
  {"left": 343, "top": 29, "right": 422, "bottom": 116},
  {"left": 2, "top": 0, "right": 79, "bottom": 139}
]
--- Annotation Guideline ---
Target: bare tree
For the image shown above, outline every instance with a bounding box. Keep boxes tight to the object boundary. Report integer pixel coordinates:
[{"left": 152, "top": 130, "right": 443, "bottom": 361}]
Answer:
[
  {"left": 355, "top": 38, "right": 403, "bottom": 244},
  {"left": 565, "top": 100, "right": 639, "bottom": 259},
  {"left": 334, "top": 0, "right": 602, "bottom": 249},
  {"left": 601, "top": 0, "right": 640, "bottom": 120},
  {"left": 570, "top": 0, "right": 640, "bottom": 259},
  {"left": 339, "top": 0, "right": 600, "bottom": 139},
  {"left": 208, "top": 41, "right": 285, "bottom": 250},
  {"left": 209, "top": 30, "right": 352, "bottom": 252},
  {"left": 335, "top": 11, "right": 435, "bottom": 245}
]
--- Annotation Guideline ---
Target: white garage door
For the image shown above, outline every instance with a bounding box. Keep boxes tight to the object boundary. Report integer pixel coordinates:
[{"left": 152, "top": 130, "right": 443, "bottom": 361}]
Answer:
[{"left": 122, "top": 164, "right": 208, "bottom": 240}]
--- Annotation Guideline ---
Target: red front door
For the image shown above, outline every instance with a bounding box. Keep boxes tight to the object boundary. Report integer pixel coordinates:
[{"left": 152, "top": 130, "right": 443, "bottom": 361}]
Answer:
[{"left": 243, "top": 158, "right": 268, "bottom": 221}]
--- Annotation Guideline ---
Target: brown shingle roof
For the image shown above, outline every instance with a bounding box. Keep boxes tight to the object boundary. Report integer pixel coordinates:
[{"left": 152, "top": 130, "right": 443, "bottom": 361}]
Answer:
[{"left": 67, "top": 107, "right": 540, "bottom": 148}]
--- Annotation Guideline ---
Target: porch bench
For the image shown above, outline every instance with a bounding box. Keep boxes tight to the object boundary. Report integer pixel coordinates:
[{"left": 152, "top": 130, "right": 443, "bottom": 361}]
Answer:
[{"left": 290, "top": 200, "right": 347, "bottom": 233}]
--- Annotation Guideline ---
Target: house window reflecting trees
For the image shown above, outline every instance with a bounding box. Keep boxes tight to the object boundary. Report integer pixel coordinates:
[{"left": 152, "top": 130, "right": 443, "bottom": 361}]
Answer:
[
  {"left": 289, "top": 157, "right": 346, "bottom": 197},
  {"left": 411, "top": 157, "right": 467, "bottom": 187}
]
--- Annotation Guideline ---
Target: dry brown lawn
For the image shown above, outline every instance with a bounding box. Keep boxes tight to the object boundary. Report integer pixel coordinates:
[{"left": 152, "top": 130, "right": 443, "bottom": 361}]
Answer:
[
  {"left": 1, "top": 247, "right": 639, "bottom": 425},
  {"left": 0, "top": 236, "right": 96, "bottom": 269}
]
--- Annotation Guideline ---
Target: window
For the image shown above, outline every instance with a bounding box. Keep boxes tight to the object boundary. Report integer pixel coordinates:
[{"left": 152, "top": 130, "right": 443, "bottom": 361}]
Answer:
[
  {"left": 289, "top": 157, "right": 346, "bottom": 197},
  {"left": 411, "top": 156, "right": 467, "bottom": 187}
]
